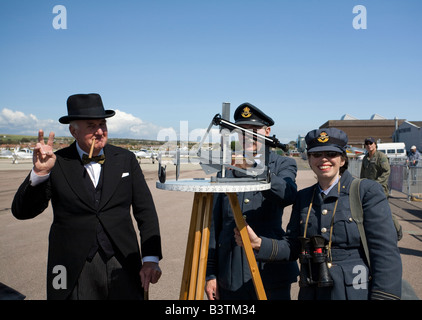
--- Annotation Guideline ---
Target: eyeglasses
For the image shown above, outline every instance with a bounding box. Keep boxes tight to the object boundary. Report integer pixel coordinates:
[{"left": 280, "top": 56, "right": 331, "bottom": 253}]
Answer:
[
  {"left": 309, "top": 151, "right": 341, "bottom": 158},
  {"left": 365, "top": 141, "right": 374, "bottom": 146}
]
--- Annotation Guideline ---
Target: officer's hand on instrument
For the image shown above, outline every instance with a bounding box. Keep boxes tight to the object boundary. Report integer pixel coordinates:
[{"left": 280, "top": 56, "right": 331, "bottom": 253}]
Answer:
[
  {"left": 231, "top": 155, "right": 255, "bottom": 170},
  {"left": 234, "top": 224, "right": 262, "bottom": 251}
]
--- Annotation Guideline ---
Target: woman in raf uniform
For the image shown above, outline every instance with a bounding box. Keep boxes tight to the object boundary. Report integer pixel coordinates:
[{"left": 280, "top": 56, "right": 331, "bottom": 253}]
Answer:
[{"left": 235, "top": 128, "right": 402, "bottom": 300}]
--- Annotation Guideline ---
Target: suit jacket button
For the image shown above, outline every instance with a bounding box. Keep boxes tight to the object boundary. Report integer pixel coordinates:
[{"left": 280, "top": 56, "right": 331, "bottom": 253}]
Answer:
[
  {"left": 244, "top": 199, "right": 250, "bottom": 204},
  {"left": 321, "top": 227, "right": 327, "bottom": 233},
  {"left": 322, "top": 209, "right": 328, "bottom": 215}
]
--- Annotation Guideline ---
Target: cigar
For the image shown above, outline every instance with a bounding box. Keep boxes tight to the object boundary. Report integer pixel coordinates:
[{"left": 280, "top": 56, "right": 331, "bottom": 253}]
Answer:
[{"left": 88, "top": 137, "right": 96, "bottom": 158}]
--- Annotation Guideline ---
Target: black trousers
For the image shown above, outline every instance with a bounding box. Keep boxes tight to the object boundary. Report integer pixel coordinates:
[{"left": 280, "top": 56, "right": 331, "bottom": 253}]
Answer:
[{"left": 68, "top": 250, "right": 143, "bottom": 300}]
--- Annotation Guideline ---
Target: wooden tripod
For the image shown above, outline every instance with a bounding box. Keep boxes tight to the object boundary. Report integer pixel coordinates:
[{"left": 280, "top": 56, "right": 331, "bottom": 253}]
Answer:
[{"left": 179, "top": 192, "right": 267, "bottom": 300}]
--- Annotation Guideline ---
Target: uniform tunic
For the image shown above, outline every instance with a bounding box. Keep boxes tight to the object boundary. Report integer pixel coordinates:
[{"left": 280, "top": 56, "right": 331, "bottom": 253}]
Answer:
[
  {"left": 206, "top": 151, "right": 299, "bottom": 299},
  {"left": 257, "top": 170, "right": 402, "bottom": 300}
]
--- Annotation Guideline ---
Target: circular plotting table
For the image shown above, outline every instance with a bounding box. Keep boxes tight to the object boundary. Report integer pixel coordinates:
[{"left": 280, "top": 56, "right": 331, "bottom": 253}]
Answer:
[
  {"left": 157, "top": 178, "right": 271, "bottom": 300},
  {"left": 156, "top": 178, "right": 271, "bottom": 193}
]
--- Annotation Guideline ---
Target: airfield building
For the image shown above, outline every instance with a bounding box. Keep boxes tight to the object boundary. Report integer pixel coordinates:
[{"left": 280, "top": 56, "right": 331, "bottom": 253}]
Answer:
[{"left": 319, "top": 114, "right": 406, "bottom": 148}]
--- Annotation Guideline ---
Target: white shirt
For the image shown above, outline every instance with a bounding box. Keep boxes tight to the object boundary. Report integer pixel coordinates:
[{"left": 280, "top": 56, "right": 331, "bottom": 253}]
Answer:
[
  {"left": 75, "top": 142, "right": 103, "bottom": 187},
  {"left": 318, "top": 176, "right": 341, "bottom": 197}
]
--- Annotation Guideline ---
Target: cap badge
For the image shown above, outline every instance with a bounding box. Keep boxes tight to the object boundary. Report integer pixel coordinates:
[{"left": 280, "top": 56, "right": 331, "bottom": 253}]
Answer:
[
  {"left": 241, "top": 107, "right": 252, "bottom": 118},
  {"left": 317, "top": 132, "right": 330, "bottom": 143}
]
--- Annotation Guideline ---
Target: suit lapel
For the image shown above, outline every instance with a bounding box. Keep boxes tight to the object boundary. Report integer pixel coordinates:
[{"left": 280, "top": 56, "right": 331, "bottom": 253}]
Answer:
[
  {"left": 57, "top": 142, "right": 95, "bottom": 210},
  {"left": 98, "top": 145, "right": 124, "bottom": 211}
]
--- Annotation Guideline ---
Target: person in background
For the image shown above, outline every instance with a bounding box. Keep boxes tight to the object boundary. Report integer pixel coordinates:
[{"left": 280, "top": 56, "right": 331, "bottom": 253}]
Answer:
[
  {"left": 360, "top": 137, "right": 390, "bottom": 198},
  {"left": 407, "top": 145, "right": 420, "bottom": 185}
]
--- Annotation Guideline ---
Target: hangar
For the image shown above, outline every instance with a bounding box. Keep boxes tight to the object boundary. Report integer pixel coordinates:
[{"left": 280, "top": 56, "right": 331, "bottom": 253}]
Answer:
[{"left": 319, "top": 114, "right": 405, "bottom": 148}]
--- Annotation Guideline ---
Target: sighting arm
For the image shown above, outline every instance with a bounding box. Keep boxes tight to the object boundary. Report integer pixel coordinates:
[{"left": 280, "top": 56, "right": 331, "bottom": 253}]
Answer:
[{"left": 212, "top": 114, "right": 288, "bottom": 152}]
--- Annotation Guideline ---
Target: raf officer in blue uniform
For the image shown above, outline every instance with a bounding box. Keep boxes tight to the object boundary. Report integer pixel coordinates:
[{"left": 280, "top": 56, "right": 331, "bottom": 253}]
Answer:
[
  {"left": 205, "top": 103, "right": 299, "bottom": 300},
  {"left": 235, "top": 128, "right": 402, "bottom": 300}
]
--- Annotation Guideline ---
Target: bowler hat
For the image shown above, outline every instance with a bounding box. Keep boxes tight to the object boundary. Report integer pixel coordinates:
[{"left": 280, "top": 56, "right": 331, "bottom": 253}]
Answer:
[
  {"left": 306, "top": 128, "right": 348, "bottom": 153},
  {"left": 234, "top": 102, "right": 274, "bottom": 127},
  {"left": 59, "top": 93, "right": 115, "bottom": 124}
]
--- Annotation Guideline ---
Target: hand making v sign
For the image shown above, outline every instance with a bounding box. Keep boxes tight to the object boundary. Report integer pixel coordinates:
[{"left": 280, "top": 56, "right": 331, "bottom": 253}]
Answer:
[{"left": 33, "top": 129, "right": 56, "bottom": 176}]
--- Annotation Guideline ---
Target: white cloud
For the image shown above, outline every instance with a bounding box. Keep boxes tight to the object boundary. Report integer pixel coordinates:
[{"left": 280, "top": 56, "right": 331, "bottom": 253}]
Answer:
[
  {"left": 0, "top": 108, "right": 34, "bottom": 127},
  {"left": 0, "top": 108, "right": 175, "bottom": 140},
  {"left": 107, "top": 109, "right": 173, "bottom": 140},
  {"left": 107, "top": 110, "right": 222, "bottom": 142},
  {"left": 0, "top": 108, "right": 226, "bottom": 143},
  {"left": 0, "top": 108, "right": 68, "bottom": 136}
]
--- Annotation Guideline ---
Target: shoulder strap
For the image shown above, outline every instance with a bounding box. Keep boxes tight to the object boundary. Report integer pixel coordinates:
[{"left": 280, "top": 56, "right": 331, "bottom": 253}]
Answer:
[{"left": 349, "top": 178, "right": 371, "bottom": 269}]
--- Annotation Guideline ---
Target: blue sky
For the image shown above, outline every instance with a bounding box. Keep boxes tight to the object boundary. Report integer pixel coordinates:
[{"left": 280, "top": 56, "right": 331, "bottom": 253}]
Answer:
[{"left": 1, "top": 0, "right": 421, "bottom": 143}]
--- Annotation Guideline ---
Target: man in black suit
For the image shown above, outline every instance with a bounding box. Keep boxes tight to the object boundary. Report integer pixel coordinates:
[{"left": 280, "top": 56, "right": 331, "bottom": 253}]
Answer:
[{"left": 12, "top": 93, "right": 162, "bottom": 300}]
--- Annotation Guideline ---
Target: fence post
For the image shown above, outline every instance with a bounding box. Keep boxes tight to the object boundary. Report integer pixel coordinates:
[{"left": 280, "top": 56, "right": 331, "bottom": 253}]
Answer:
[{"left": 406, "top": 165, "right": 411, "bottom": 202}]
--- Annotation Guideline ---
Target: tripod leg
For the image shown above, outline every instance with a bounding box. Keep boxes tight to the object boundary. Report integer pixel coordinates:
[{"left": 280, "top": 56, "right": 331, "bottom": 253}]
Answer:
[
  {"left": 195, "top": 193, "right": 213, "bottom": 299},
  {"left": 187, "top": 193, "right": 206, "bottom": 299},
  {"left": 227, "top": 192, "right": 267, "bottom": 300},
  {"left": 180, "top": 192, "right": 202, "bottom": 300}
]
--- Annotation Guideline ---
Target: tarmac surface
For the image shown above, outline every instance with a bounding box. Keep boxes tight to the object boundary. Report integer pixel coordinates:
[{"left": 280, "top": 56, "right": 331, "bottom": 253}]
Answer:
[{"left": 0, "top": 157, "right": 421, "bottom": 300}]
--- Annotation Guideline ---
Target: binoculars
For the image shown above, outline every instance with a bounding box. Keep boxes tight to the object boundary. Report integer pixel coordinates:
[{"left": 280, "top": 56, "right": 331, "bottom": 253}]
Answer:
[{"left": 298, "top": 236, "right": 333, "bottom": 288}]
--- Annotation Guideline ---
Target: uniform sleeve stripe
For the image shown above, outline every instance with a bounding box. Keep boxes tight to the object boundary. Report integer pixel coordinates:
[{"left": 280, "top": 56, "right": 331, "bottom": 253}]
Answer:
[{"left": 371, "top": 290, "right": 400, "bottom": 300}]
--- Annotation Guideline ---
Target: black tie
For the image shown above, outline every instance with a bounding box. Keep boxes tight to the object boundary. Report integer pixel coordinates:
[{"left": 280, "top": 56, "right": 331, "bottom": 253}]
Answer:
[{"left": 82, "top": 154, "right": 105, "bottom": 165}]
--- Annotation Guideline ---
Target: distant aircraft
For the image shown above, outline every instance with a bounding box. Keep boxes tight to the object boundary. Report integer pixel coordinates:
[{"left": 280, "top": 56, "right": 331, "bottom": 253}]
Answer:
[
  {"left": 132, "top": 148, "right": 158, "bottom": 163},
  {"left": 2, "top": 147, "right": 34, "bottom": 164},
  {"left": 0, "top": 148, "right": 13, "bottom": 159},
  {"left": 346, "top": 145, "right": 365, "bottom": 158}
]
